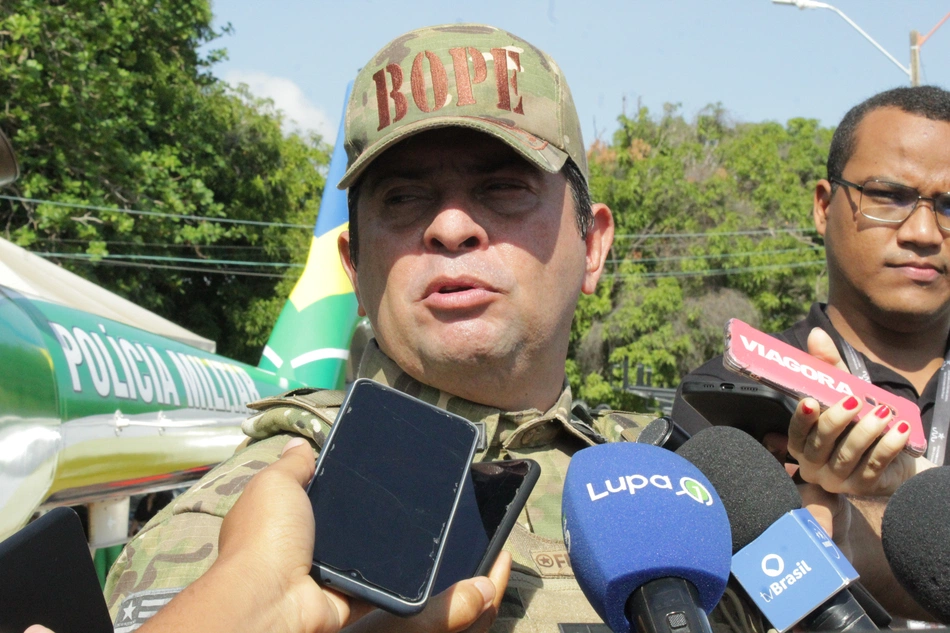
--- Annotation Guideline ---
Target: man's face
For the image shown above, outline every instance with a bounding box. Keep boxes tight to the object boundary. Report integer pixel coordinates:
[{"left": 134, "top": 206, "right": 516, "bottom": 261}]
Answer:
[
  {"left": 339, "top": 128, "right": 612, "bottom": 410},
  {"left": 816, "top": 107, "right": 950, "bottom": 331}
]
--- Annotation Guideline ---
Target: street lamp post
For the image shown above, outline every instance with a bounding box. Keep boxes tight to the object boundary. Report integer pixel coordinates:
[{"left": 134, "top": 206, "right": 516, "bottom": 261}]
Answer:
[
  {"left": 773, "top": 0, "right": 950, "bottom": 87},
  {"left": 772, "top": 0, "right": 911, "bottom": 82}
]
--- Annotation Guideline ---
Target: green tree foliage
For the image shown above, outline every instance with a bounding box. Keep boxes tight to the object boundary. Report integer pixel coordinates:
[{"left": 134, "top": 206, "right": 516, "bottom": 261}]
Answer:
[
  {"left": 0, "top": 1, "right": 836, "bottom": 397},
  {"left": 0, "top": 0, "right": 326, "bottom": 363},
  {"left": 572, "top": 104, "right": 834, "bottom": 407}
]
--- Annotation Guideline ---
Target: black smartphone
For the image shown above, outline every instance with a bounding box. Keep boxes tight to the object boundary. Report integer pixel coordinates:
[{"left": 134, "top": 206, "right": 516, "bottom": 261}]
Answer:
[
  {"left": 0, "top": 507, "right": 113, "bottom": 633},
  {"left": 431, "top": 458, "right": 540, "bottom": 594},
  {"left": 307, "top": 378, "right": 480, "bottom": 616},
  {"left": 679, "top": 379, "right": 797, "bottom": 442}
]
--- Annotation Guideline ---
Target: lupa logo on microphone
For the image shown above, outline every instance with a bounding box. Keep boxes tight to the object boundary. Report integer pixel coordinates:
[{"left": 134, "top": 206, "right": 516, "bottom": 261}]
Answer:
[
  {"left": 585, "top": 474, "right": 714, "bottom": 506},
  {"left": 675, "top": 477, "right": 714, "bottom": 506}
]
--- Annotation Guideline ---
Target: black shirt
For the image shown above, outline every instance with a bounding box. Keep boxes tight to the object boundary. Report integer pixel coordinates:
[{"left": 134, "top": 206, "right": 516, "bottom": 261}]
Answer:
[{"left": 672, "top": 303, "right": 945, "bottom": 464}]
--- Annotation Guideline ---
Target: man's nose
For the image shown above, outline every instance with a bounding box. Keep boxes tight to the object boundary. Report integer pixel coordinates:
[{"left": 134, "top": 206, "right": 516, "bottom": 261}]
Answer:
[
  {"left": 423, "top": 199, "right": 488, "bottom": 252},
  {"left": 896, "top": 200, "right": 946, "bottom": 249}
]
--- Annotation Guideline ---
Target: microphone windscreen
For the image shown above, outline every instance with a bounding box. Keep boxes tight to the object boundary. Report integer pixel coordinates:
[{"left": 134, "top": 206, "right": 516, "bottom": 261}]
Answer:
[
  {"left": 676, "top": 425, "right": 801, "bottom": 553},
  {"left": 882, "top": 466, "right": 950, "bottom": 623},
  {"left": 562, "top": 442, "right": 731, "bottom": 633}
]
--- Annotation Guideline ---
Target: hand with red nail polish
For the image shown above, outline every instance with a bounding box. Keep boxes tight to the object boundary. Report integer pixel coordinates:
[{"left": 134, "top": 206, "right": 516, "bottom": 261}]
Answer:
[{"left": 786, "top": 334, "right": 936, "bottom": 497}]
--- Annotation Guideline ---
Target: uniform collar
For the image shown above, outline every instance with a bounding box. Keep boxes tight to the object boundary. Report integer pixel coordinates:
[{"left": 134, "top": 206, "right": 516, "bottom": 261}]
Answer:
[{"left": 356, "top": 339, "right": 577, "bottom": 451}]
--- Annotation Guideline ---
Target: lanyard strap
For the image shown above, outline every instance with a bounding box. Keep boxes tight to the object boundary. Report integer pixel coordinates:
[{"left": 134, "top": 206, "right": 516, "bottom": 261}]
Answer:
[
  {"left": 839, "top": 340, "right": 872, "bottom": 382},
  {"left": 931, "top": 361, "right": 950, "bottom": 465},
  {"left": 839, "top": 338, "right": 950, "bottom": 464}
]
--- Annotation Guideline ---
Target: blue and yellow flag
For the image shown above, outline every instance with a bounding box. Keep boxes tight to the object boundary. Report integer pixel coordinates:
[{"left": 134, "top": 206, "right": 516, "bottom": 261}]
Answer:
[{"left": 259, "top": 85, "right": 360, "bottom": 389}]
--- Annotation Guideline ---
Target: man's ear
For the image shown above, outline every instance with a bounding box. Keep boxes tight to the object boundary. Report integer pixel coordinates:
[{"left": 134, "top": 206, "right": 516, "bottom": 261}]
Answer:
[
  {"left": 813, "top": 179, "right": 833, "bottom": 238},
  {"left": 582, "top": 203, "right": 615, "bottom": 295},
  {"left": 338, "top": 230, "right": 366, "bottom": 317}
]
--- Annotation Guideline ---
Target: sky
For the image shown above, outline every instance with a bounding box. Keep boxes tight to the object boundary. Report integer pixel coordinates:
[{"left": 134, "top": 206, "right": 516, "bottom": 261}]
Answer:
[{"left": 205, "top": 1, "right": 950, "bottom": 147}]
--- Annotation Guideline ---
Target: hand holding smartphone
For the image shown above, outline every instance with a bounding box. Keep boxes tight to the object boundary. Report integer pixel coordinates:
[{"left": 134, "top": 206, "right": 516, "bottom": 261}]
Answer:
[
  {"left": 723, "top": 319, "right": 927, "bottom": 456},
  {"left": 306, "top": 379, "right": 539, "bottom": 617},
  {"left": 307, "top": 379, "right": 480, "bottom": 615}
]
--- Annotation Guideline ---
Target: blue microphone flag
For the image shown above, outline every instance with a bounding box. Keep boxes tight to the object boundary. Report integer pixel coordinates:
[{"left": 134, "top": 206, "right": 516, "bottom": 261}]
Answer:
[
  {"left": 562, "top": 443, "right": 731, "bottom": 633},
  {"left": 731, "top": 509, "right": 859, "bottom": 632}
]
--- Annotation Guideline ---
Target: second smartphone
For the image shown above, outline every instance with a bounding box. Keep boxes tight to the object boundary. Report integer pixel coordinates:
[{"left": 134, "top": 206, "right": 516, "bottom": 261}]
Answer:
[{"left": 432, "top": 458, "right": 540, "bottom": 594}]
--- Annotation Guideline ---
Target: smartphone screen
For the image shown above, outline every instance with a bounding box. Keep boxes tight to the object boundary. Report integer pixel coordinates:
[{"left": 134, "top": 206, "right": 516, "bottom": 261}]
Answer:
[
  {"left": 432, "top": 459, "right": 540, "bottom": 595},
  {"left": 0, "top": 507, "right": 113, "bottom": 633},
  {"left": 308, "top": 379, "right": 478, "bottom": 613}
]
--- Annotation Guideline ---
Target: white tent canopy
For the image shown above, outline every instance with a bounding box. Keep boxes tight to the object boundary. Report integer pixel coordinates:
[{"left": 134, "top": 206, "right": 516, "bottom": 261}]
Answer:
[{"left": 0, "top": 236, "right": 216, "bottom": 352}]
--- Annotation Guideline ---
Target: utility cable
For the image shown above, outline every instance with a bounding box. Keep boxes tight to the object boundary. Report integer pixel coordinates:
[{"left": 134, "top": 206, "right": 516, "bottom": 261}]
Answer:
[
  {"left": 0, "top": 194, "right": 313, "bottom": 229},
  {"left": 32, "top": 251, "right": 303, "bottom": 268}
]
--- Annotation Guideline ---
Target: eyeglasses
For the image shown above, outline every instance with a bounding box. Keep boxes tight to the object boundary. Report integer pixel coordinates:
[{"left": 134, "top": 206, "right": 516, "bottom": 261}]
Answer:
[{"left": 830, "top": 177, "right": 950, "bottom": 231}]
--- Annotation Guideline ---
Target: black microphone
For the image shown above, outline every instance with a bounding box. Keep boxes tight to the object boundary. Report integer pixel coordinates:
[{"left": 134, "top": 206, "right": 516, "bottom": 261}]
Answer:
[
  {"left": 677, "top": 426, "right": 879, "bottom": 632},
  {"left": 676, "top": 425, "right": 799, "bottom": 553},
  {"left": 882, "top": 466, "right": 950, "bottom": 623},
  {"left": 636, "top": 416, "right": 691, "bottom": 452}
]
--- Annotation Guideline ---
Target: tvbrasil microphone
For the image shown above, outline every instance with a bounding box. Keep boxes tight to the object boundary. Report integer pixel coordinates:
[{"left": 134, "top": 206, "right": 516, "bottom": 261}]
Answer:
[
  {"left": 677, "top": 426, "right": 876, "bottom": 632},
  {"left": 882, "top": 466, "right": 950, "bottom": 623},
  {"left": 562, "top": 442, "right": 732, "bottom": 633}
]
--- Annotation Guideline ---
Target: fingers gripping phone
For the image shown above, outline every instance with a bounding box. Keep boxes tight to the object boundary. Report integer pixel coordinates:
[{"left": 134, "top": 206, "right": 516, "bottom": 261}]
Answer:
[
  {"left": 723, "top": 319, "right": 927, "bottom": 456},
  {"left": 307, "top": 379, "right": 479, "bottom": 616}
]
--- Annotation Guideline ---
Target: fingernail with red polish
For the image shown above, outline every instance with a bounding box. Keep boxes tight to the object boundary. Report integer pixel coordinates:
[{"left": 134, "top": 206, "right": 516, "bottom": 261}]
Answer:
[
  {"left": 801, "top": 402, "right": 814, "bottom": 415},
  {"left": 897, "top": 422, "right": 910, "bottom": 434},
  {"left": 874, "top": 405, "right": 890, "bottom": 419},
  {"left": 843, "top": 396, "right": 860, "bottom": 411}
]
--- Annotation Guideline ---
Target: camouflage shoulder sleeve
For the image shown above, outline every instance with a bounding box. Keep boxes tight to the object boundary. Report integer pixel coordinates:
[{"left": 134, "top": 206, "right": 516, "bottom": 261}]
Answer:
[
  {"left": 589, "top": 409, "right": 656, "bottom": 443},
  {"left": 104, "top": 433, "right": 304, "bottom": 629},
  {"left": 105, "top": 388, "right": 340, "bottom": 630}
]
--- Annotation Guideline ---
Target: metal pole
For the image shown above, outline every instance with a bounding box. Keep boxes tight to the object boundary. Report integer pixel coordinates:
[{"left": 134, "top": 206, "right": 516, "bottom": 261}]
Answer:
[
  {"left": 910, "top": 30, "right": 921, "bottom": 87},
  {"left": 915, "top": 9, "right": 950, "bottom": 87},
  {"left": 772, "top": 0, "right": 911, "bottom": 80}
]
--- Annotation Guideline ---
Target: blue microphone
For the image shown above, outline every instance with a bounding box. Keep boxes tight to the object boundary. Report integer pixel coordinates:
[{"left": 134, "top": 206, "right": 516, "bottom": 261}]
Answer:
[{"left": 562, "top": 442, "right": 732, "bottom": 633}]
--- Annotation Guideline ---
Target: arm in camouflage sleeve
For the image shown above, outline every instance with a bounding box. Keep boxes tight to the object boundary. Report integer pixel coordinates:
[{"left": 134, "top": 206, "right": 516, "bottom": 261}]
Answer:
[
  {"left": 105, "top": 388, "right": 511, "bottom": 633},
  {"left": 104, "top": 389, "right": 341, "bottom": 627},
  {"left": 104, "top": 433, "right": 297, "bottom": 628},
  {"left": 131, "top": 439, "right": 364, "bottom": 633}
]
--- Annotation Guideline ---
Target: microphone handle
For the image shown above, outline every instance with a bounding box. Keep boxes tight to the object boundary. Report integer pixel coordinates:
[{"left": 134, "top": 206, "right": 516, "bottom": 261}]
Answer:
[
  {"left": 848, "top": 582, "right": 892, "bottom": 629},
  {"left": 799, "top": 589, "right": 879, "bottom": 631},
  {"left": 625, "top": 577, "right": 714, "bottom": 633}
]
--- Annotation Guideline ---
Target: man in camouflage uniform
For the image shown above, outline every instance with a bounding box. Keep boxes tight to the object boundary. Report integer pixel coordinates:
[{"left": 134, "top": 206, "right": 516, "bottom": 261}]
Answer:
[{"left": 105, "top": 24, "right": 655, "bottom": 633}]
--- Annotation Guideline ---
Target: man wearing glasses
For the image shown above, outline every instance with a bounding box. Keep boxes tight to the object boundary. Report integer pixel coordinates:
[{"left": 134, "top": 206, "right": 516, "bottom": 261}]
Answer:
[{"left": 673, "top": 85, "right": 949, "bottom": 621}]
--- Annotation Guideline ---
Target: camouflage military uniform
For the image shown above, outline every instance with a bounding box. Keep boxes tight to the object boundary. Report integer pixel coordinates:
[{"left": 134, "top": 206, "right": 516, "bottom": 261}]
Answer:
[
  {"left": 104, "top": 341, "right": 654, "bottom": 632},
  {"left": 106, "top": 23, "right": 768, "bottom": 633}
]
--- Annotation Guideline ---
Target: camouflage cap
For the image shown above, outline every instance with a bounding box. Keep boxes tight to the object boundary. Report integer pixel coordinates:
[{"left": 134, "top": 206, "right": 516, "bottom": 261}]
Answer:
[
  {"left": 338, "top": 24, "right": 586, "bottom": 190},
  {"left": 0, "top": 129, "right": 19, "bottom": 187}
]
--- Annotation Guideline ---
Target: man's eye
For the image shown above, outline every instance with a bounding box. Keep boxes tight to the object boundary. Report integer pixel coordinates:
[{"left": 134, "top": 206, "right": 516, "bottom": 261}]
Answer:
[
  {"left": 385, "top": 194, "right": 415, "bottom": 204},
  {"left": 865, "top": 187, "right": 915, "bottom": 206},
  {"left": 935, "top": 194, "right": 950, "bottom": 216},
  {"left": 383, "top": 191, "right": 430, "bottom": 206},
  {"left": 484, "top": 180, "right": 535, "bottom": 196}
]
